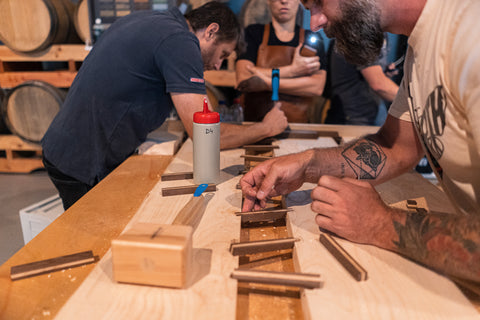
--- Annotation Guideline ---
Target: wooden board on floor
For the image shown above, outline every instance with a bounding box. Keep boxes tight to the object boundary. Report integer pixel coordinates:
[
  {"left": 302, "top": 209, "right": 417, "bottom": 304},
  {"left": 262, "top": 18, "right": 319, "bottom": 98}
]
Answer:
[{"left": 0, "top": 155, "right": 172, "bottom": 320}]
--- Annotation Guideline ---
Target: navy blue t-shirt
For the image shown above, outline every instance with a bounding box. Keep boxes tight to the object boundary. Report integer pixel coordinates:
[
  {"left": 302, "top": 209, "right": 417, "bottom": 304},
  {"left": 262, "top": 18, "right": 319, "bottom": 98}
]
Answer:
[
  {"left": 42, "top": 8, "right": 205, "bottom": 185},
  {"left": 237, "top": 23, "right": 327, "bottom": 70}
]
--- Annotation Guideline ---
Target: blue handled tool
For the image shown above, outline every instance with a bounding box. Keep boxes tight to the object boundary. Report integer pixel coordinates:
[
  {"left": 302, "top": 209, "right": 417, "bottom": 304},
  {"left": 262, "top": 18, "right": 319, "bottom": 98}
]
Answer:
[{"left": 271, "top": 68, "right": 279, "bottom": 101}]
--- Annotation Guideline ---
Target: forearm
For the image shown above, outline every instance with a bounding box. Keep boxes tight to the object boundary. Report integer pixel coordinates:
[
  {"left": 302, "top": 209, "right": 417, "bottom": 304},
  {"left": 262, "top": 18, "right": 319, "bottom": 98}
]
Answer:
[
  {"left": 278, "top": 70, "right": 326, "bottom": 97},
  {"left": 381, "top": 207, "right": 480, "bottom": 282},
  {"left": 372, "top": 77, "right": 399, "bottom": 102},
  {"left": 304, "top": 133, "right": 422, "bottom": 185},
  {"left": 219, "top": 122, "right": 272, "bottom": 150}
]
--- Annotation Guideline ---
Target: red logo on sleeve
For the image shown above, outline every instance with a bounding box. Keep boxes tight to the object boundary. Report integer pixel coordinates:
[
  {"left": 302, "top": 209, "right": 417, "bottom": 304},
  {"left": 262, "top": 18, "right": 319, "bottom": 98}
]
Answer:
[{"left": 190, "top": 77, "right": 205, "bottom": 84}]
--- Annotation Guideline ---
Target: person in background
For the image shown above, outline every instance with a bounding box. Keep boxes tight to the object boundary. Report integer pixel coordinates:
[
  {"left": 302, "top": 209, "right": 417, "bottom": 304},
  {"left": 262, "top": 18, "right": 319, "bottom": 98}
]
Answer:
[
  {"left": 42, "top": 2, "right": 288, "bottom": 210},
  {"left": 240, "top": 0, "right": 480, "bottom": 282},
  {"left": 324, "top": 37, "right": 399, "bottom": 125},
  {"left": 236, "top": 0, "right": 327, "bottom": 123}
]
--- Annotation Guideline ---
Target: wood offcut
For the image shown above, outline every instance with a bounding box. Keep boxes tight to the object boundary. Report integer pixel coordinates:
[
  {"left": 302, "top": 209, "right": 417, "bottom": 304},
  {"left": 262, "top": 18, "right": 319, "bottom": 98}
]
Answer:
[
  {"left": 230, "top": 238, "right": 299, "bottom": 256},
  {"left": 10, "top": 250, "right": 96, "bottom": 281},
  {"left": 320, "top": 233, "right": 368, "bottom": 281},
  {"left": 231, "top": 269, "right": 322, "bottom": 289},
  {"left": 161, "top": 184, "right": 216, "bottom": 196}
]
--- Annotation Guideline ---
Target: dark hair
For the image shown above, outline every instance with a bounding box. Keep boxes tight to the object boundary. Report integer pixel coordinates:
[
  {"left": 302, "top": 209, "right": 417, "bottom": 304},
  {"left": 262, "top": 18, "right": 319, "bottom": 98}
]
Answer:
[{"left": 185, "top": 1, "right": 245, "bottom": 55}]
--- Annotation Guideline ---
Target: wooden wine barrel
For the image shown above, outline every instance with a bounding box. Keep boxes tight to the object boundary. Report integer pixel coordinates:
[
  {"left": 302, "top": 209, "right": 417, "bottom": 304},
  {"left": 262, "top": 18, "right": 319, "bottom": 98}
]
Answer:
[
  {"left": 0, "top": 88, "right": 10, "bottom": 134},
  {"left": 239, "top": 0, "right": 304, "bottom": 28},
  {"left": 1, "top": 81, "right": 66, "bottom": 143},
  {"left": 73, "top": 0, "right": 92, "bottom": 45},
  {"left": 0, "top": 0, "right": 73, "bottom": 54}
]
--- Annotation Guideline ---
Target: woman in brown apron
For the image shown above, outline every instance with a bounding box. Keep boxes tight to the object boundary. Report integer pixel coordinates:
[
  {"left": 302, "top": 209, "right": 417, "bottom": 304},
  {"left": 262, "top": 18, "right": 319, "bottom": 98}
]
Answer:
[{"left": 236, "top": 0, "right": 327, "bottom": 123}]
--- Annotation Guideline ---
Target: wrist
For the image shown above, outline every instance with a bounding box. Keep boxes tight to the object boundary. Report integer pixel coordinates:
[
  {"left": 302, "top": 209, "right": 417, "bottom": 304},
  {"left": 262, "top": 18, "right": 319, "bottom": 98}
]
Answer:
[{"left": 303, "top": 149, "right": 321, "bottom": 183}]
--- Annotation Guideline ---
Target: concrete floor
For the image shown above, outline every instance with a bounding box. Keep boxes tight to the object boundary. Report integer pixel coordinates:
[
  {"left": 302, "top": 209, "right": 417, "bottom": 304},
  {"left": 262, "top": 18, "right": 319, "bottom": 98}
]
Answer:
[{"left": 0, "top": 170, "right": 57, "bottom": 264}]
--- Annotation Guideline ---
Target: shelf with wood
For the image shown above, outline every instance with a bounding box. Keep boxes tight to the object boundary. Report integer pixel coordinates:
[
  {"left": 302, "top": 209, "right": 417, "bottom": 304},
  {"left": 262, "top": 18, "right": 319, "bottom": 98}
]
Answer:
[{"left": 0, "top": 44, "right": 236, "bottom": 89}]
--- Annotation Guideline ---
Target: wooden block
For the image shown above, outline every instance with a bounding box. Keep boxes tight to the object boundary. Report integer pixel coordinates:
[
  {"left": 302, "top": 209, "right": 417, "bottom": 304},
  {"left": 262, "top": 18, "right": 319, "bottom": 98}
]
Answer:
[
  {"left": 10, "top": 251, "right": 95, "bottom": 280},
  {"left": 319, "top": 233, "right": 368, "bottom": 281},
  {"left": 111, "top": 223, "right": 193, "bottom": 288}
]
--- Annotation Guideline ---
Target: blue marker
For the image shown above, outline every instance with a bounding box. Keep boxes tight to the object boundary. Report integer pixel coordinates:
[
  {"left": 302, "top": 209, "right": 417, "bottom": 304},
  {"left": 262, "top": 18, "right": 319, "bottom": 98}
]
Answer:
[{"left": 271, "top": 68, "right": 279, "bottom": 101}]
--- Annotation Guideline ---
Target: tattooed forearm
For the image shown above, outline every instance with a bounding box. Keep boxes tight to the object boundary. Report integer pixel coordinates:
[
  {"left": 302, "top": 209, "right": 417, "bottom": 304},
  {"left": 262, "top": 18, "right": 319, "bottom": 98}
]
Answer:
[
  {"left": 392, "top": 209, "right": 480, "bottom": 281},
  {"left": 341, "top": 138, "right": 387, "bottom": 179}
]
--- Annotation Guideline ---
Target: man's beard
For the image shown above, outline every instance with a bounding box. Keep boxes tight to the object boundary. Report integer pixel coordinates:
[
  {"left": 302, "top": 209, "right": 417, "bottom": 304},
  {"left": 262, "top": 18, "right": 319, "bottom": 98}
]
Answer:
[{"left": 325, "top": 0, "right": 384, "bottom": 66}]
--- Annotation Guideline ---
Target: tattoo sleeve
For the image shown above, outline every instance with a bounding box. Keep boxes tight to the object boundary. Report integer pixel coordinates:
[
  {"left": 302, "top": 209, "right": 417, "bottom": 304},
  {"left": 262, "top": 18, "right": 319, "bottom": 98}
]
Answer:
[
  {"left": 393, "top": 209, "right": 480, "bottom": 281},
  {"left": 341, "top": 138, "right": 387, "bottom": 179}
]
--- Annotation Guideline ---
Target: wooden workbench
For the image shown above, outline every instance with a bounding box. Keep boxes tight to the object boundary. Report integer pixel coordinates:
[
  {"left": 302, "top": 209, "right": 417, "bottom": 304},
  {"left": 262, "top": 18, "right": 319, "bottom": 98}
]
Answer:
[{"left": 1, "top": 124, "right": 479, "bottom": 319}]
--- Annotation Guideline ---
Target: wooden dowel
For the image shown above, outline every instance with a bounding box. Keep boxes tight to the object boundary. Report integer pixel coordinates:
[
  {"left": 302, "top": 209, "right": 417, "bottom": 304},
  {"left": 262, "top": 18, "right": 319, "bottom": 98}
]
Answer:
[
  {"left": 161, "top": 171, "right": 193, "bottom": 181},
  {"left": 319, "top": 233, "right": 368, "bottom": 281},
  {"left": 10, "top": 251, "right": 96, "bottom": 281},
  {"left": 162, "top": 184, "right": 216, "bottom": 197},
  {"left": 230, "top": 238, "right": 299, "bottom": 256},
  {"left": 172, "top": 195, "right": 206, "bottom": 232},
  {"left": 231, "top": 269, "right": 322, "bottom": 289}
]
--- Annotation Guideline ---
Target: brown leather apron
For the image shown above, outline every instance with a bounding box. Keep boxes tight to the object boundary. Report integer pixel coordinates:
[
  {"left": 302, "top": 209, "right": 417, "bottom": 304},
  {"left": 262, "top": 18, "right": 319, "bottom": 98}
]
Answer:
[{"left": 243, "top": 24, "right": 314, "bottom": 123}]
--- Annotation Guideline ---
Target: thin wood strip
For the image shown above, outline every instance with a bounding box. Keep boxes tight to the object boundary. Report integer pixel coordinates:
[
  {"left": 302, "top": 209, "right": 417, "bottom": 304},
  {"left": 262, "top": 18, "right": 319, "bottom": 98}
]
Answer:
[
  {"left": 230, "top": 238, "right": 299, "bottom": 256},
  {"left": 240, "top": 155, "right": 273, "bottom": 161},
  {"left": 242, "top": 145, "right": 279, "bottom": 151},
  {"left": 161, "top": 171, "right": 193, "bottom": 181},
  {"left": 235, "top": 209, "right": 289, "bottom": 223},
  {"left": 10, "top": 251, "right": 95, "bottom": 281},
  {"left": 172, "top": 195, "right": 206, "bottom": 232},
  {"left": 161, "top": 184, "right": 216, "bottom": 197},
  {"left": 319, "top": 233, "right": 368, "bottom": 281},
  {"left": 231, "top": 269, "right": 322, "bottom": 289}
]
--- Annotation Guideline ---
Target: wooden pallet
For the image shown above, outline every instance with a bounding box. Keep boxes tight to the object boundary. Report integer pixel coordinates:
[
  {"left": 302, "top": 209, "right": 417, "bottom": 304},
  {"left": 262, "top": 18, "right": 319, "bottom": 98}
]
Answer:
[{"left": 0, "top": 135, "right": 43, "bottom": 173}]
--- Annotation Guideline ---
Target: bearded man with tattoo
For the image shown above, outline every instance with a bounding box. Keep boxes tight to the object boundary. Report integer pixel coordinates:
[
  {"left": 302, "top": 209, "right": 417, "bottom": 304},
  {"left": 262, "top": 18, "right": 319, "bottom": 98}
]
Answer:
[{"left": 240, "top": 0, "right": 480, "bottom": 282}]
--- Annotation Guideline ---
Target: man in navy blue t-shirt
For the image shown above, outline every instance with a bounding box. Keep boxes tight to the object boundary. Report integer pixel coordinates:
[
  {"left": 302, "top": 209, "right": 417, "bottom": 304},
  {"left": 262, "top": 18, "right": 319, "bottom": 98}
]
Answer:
[{"left": 42, "top": 2, "right": 288, "bottom": 210}]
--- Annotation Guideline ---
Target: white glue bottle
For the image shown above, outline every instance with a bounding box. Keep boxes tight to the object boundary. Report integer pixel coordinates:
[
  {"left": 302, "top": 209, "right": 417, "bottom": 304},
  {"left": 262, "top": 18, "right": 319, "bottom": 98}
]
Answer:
[{"left": 193, "top": 97, "right": 220, "bottom": 184}]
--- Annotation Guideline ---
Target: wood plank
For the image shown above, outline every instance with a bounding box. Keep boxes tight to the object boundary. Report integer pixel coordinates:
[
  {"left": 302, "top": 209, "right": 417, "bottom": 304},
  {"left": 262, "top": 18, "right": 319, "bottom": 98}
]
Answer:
[
  {"left": 0, "top": 45, "right": 89, "bottom": 61},
  {"left": 0, "top": 71, "right": 77, "bottom": 88},
  {"left": 0, "top": 155, "right": 172, "bottom": 320}
]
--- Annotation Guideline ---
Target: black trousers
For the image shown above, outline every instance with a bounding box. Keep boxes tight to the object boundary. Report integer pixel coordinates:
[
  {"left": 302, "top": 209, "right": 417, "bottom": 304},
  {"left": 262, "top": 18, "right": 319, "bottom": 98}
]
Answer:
[{"left": 42, "top": 156, "right": 93, "bottom": 211}]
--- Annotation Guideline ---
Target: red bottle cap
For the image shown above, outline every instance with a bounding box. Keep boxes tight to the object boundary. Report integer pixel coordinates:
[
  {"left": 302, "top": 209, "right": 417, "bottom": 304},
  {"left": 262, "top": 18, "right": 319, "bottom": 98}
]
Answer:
[{"left": 194, "top": 97, "right": 220, "bottom": 124}]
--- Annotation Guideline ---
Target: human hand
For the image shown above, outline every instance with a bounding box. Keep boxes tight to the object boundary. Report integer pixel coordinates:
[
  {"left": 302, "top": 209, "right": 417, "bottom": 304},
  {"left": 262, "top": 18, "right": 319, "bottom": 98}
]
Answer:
[
  {"left": 261, "top": 102, "right": 288, "bottom": 136},
  {"left": 240, "top": 150, "right": 312, "bottom": 211},
  {"left": 385, "top": 62, "right": 399, "bottom": 78},
  {"left": 311, "top": 176, "right": 394, "bottom": 246},
  {"left": 290, "top": 45, "right": 320, "bottom": 77}
]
